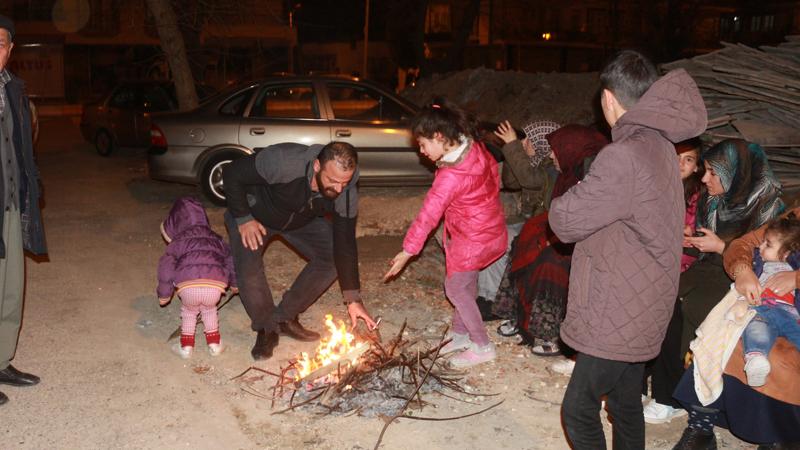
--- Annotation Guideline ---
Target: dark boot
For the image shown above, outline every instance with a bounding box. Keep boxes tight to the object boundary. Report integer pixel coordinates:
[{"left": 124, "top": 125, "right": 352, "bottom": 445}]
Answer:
[
  {"left": 757, "top": 444, "right": 800, "bottom": 450},
  {"left": 251, "top": 330, "right": 279, "bottom": 361},
  {"left": 672, "top": 427, "right": 717, "bottom": 450},
  {"left": 279, "top": 318, "right": 321, "bottom": 342}
]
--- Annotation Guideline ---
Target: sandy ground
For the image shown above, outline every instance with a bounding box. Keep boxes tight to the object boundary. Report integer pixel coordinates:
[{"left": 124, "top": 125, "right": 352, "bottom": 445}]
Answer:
[{"left": 0, "top": 117, "right": 756, "bottom": 449}]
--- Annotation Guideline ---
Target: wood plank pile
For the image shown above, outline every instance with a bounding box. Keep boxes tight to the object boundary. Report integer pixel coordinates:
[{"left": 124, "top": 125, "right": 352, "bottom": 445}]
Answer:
[{"left": 663, "top": 37, "right": 800, "bottom": 193}]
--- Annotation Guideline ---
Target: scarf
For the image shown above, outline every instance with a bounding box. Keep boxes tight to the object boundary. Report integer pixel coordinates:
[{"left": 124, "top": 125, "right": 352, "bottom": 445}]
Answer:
[
  {"left": 546, "top": 124, "right": 609, "bottom": 199},
  {"left": 523, "top": 120, "right": 560, "bottom": 168},
  {"left": 696, "top": 139, "right": 784, "bottom": 242}
]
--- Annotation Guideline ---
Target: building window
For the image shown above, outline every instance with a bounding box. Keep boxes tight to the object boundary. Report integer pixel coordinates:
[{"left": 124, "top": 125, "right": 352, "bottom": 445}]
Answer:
[
  {"left": 764, "top": 15, "right": 775, "bottom": 31},
  {"left": 426, "top": 3, "right": 452, "bottom": 34},
  {"left": 751, "top": 15, "right": 761, "bottom": 32},
  {"left": 12, "top": 0, "right": 56, "bottom": 21}
]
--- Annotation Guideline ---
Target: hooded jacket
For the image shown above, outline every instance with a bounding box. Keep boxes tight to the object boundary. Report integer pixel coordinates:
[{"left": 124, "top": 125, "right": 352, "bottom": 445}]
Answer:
[
  {"left": 403, "top": 141, "right": 507, "bottom": 275},
  {"left": 548, "top": 69, "right": 708, "bottom": 362},
  {"left": 157, "top": 197, "right": 237, "bottom": 299}
]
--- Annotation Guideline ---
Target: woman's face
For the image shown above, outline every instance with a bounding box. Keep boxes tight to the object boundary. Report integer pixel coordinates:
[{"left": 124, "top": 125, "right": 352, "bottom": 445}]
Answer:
[
  {"left": 549, "top": 150, "right": 561, "bottom": 172},
  {"left": 678, "top": 150, "right": 699, "bottom": 180},
  {"left": 701, "top": 161, "right": 724, "bottom": 196}
]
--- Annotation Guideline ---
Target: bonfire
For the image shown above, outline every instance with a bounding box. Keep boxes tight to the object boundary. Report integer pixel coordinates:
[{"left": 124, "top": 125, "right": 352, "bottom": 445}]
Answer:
[{"left": 232, "top": 316, "right": 504, "bottom": 450}]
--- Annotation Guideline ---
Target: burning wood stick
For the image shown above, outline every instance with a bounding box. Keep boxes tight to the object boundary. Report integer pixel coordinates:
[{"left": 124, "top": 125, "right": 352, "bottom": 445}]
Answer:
[{"left": 293, "top": 343, "right": 370, "bottom": 386}]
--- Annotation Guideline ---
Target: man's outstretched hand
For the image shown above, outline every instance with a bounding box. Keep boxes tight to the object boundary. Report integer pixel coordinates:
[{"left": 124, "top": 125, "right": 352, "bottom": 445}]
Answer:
[{"left": 347, "top": 302, "right": 378, "bottom": 330}]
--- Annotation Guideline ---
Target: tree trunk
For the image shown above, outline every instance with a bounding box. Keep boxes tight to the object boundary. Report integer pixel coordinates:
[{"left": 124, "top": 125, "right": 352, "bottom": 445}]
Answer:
[
  {"left": 444, "top": 0, "right": 481, "bottom": 72},
  {"left": 145, "top": 0, "right": 199, "bottom": 111}
]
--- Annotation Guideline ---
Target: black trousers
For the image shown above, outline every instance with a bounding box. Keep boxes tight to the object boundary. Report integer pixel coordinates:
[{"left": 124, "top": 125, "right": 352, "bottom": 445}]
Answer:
[
  {"left": 563, "top": 353, "right": 646, "bottom": 450},
  {"left": 225, "top": 212, "right": 338, "bottom": 333}
]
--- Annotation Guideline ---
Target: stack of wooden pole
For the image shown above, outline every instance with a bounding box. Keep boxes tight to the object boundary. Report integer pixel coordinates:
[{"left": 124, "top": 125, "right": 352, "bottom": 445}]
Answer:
[{"left": 663, "top": 37, "right": 800, "bottom": 193}]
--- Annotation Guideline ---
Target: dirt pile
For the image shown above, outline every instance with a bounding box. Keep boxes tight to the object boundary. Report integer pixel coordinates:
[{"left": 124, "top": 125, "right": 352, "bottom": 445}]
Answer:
[{"left": 402, "top": 67, "right": 602, "bottom": 128}]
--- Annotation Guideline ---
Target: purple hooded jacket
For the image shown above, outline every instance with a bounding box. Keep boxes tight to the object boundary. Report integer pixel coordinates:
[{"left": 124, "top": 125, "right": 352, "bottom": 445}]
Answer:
[{"left": 157, "top": 197, "right": 237, "bottom": 299}]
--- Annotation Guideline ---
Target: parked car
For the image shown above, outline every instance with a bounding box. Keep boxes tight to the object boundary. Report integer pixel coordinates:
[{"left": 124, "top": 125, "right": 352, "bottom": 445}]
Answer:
[
  {"left": 80, "top": 81, "right": 217, "bottom": 156},
  {"left": 148, "top": 75, "right": 504, "bottom": 205}
]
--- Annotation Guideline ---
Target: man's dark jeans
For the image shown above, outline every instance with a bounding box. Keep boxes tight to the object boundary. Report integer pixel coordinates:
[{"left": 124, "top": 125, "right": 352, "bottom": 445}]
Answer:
[
  {"left": 563, "top": 352, "right": 646, "bottom": 450},
  {"left": 225, "top": 212, "right": 338, "bottom": 333}
]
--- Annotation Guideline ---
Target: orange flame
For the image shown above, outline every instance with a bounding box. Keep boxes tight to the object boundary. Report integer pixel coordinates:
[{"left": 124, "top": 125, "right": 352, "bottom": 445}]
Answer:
[{"left": 294, "top": 314, "right": 365, "bottom": 380}]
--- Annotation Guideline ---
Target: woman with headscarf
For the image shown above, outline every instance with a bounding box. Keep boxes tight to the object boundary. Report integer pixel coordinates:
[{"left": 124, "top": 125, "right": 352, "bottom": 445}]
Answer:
[
  {"left": 669, "top": 206, "right": 800, "bottom": 449},
  {"left": 474, "top": 120, "right": 560, "bottom": 317},
  {"left": 492, "top": 124, "right": 609, "bottom": 356},
  {"left": 644, "top": 139, "right": 785, "bottom": 425}
]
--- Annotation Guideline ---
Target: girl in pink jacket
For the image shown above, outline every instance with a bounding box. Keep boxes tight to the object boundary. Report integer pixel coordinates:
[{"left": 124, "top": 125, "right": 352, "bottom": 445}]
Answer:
[{"left": 384, "top": 99, "right": 507, "bottom": 368}]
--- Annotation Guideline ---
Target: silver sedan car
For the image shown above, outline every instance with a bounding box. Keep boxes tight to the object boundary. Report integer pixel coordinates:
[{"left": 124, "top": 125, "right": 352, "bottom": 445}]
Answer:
[{"left": 147, "top": 76, "right": 437, "bottom": 205}]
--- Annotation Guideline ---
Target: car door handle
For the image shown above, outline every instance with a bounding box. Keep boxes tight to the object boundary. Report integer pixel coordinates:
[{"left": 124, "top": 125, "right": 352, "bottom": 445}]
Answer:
[
  {"left": 250, "top": 127, "right": 265, "bottom": 135},
  {"left": 335, "top": 129, "right": 351, "bottom": 137}
]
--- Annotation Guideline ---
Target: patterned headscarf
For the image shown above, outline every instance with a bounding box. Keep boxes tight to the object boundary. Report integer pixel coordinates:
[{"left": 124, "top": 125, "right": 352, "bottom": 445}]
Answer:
[
  {"left": 523, "top": 120, "right": 561, "bottom": 168},
  {"left": 697, "top": 139, "right": 785, "bottom": 241}
]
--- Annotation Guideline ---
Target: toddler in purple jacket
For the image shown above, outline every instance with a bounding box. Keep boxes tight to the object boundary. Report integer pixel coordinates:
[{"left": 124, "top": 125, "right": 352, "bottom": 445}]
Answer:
[{"left": 158, "top": 197, "right": 237, "bottom": 358}]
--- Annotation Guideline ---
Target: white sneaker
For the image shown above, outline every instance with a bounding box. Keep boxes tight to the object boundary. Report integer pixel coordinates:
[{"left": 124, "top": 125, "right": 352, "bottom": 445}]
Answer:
[
  {"left": 208, "top": 341, "right": 225, "bottom": 356},
  {"left": 643, "top": 401, "right": 687, "bottom": 424},
  {"left": 449, "top": 342, "right": 497, "bottom": 368},
  {"left": 744, "top": 354, "right": 771, "bottom": 387},
  {"left": 171, "top": 343, "right": 193, "bottom": 359},
  {"left": 551, "top": 358, "right": 576, "bottom": 375},
  {"left": 440, "top": 332, "right": 471, "bottom": 353}
]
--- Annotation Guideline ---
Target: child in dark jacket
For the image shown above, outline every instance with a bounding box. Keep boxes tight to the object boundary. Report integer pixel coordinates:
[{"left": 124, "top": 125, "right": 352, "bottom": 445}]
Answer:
[{"left": 158, "top": 197, "right": 237, "bottom": 358}]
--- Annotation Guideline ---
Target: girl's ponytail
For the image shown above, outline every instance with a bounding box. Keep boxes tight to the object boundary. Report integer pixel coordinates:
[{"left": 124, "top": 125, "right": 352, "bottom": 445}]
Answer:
[{"left": 411, "top": 96, "right": 478, "bottom": 145}]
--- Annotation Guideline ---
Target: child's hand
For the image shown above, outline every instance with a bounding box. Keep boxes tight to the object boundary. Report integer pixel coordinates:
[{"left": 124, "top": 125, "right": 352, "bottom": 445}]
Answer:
[
  {"left": 159, "top": 297, "right": 171, "bottom": 306},
  {"left": 383, "top": 250, "right": 414, "bottom": 282},
  {"left": 493, "top": 120, "right": 517, "bottom": 144},
  {"left": 231, "top": 287, "right": 239, "bottom": 295}
]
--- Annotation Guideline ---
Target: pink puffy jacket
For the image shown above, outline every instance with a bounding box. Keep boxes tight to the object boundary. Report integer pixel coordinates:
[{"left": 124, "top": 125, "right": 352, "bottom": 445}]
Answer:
[{"left": 403, "top": 141, "right": 507, "bottom": 275}]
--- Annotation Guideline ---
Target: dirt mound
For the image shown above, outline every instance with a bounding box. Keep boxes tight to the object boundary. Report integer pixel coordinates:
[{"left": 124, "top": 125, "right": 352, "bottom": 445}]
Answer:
[{"left": 402, "top": 67, "right": 601, "bottom": 128}]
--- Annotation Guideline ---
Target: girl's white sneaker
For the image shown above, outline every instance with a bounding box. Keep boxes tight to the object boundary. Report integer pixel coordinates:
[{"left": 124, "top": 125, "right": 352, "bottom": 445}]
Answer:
[
  {"left": 171, "top": 343, "right": 193, "bottom": 359},
  {"left": 440, "top": 332, "right": 471, "bottom": 353},
  {"left": 449, "top": 342, "right": 497, "bottom": 368}
]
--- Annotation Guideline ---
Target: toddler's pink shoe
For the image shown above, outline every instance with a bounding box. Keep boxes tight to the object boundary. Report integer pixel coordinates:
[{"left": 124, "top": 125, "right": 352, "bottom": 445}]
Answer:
[{"left": 449, "top": 342, "right": 496, "bottom": 368}]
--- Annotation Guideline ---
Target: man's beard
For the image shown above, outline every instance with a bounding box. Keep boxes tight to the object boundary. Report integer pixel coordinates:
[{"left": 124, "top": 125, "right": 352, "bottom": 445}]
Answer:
[{"left": 316, "top": 170, "right": 340, "bottom": 199}]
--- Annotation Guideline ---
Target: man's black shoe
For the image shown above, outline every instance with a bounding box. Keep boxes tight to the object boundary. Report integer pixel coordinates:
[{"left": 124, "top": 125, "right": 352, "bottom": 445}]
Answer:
[
  {"left": 251, "top": 330, "right": 279, "bottom": 361},
  {"left": 672, "top": 427, "right": 717, "bottom": 450},
  {"left": 0, "top": 365, "right": 40, "bottom": 387},
  {"left": 279, "top": 318, "right": 321, "bottom": 342},
  {"left": 757, "top": 444, "right": 800, "bottom": 450},
  {"left": 0, "top": 391, "right": 7, "bottom": 405}
]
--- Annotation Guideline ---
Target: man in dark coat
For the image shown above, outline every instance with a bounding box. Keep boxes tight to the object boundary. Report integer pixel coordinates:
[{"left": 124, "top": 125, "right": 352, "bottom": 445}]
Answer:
[
  {"left": 223, "top": 141, "right": 376, "bottom": 360},
  {"left": 0, "top": 15, "right": 48, "bottom": 406}
]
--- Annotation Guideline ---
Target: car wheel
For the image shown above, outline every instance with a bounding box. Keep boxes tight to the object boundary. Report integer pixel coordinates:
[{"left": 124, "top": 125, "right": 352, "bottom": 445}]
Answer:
[
  {"left": 201, "top": 152, "right": 243, "bottom": 206},
  {"left": 95, "top": 129, "right": 115, "bottom": 156}
]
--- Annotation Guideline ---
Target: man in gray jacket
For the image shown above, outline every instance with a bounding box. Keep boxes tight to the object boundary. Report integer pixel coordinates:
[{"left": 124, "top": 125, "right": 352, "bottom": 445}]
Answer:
[{"left": 548, "top": 51, "right": 707, "bottom": 448}]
